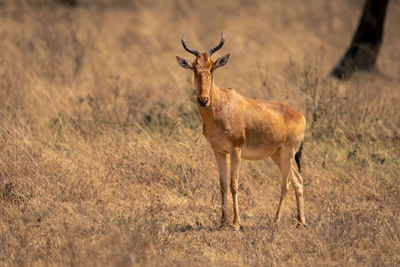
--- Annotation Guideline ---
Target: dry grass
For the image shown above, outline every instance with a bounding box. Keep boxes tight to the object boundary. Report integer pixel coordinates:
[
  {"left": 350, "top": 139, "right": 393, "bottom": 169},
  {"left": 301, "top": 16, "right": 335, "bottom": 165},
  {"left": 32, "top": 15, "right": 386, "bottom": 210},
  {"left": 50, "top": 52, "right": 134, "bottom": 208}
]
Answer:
[{"left": 0, "top": 0, "right": 399, "bottom": 266}]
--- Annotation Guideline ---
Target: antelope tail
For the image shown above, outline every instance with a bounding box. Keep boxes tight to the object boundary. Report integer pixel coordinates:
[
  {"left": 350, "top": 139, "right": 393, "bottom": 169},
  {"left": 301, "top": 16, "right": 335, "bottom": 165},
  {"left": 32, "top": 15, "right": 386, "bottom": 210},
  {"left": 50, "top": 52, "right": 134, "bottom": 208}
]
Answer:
[{"left": 294, "top": 140, "right": 303, "bottom": 173}]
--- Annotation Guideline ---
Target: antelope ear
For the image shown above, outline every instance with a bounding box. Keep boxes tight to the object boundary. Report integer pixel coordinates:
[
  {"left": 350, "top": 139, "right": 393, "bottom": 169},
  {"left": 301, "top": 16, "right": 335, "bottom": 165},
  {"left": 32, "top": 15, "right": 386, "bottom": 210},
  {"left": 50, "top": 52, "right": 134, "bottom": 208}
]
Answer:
[
  {"left": 214, "top": 54, "right": 230, "bottom": 69},
  {"left": 176, "top": 56, "right": 193, "bottom": 69}
]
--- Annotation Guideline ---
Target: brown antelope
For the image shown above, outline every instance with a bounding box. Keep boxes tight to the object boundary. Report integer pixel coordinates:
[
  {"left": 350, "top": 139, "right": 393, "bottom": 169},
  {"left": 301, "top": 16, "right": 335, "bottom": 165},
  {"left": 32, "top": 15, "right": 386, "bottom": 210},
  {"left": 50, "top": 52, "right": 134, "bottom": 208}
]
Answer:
[{"left": 176, "top": 33, "right": 306, "bottom": 230}]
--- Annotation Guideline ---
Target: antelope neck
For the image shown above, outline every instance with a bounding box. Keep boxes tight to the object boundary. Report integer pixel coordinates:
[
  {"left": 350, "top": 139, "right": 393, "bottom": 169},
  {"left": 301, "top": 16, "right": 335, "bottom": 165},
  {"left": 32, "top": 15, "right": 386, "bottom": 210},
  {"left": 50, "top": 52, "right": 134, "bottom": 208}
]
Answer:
[
  {"left": 198, "top": 82, "right": 221, "bottom": 120},
  {"left": 209, "top": 72, "right": 214, "bottom": 105}
]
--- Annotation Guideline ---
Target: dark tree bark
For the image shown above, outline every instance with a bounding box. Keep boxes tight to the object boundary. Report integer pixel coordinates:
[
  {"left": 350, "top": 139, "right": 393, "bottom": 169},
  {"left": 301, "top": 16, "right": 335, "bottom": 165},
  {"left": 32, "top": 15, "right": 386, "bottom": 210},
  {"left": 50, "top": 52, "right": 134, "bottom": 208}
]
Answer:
[
  {"left": 331, "top": 0, "right": 389, "bottom": 79},
  {"left": 58, "top": 0, "right": 78, "bottom": 7}
]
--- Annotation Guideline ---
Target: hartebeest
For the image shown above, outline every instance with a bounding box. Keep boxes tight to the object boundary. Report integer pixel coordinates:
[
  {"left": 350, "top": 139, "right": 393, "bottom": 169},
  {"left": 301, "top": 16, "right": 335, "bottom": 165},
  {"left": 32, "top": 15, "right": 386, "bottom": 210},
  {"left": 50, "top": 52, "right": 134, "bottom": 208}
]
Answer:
[{"left": 176, "top": 33, "right": 306, "bottom": 230}]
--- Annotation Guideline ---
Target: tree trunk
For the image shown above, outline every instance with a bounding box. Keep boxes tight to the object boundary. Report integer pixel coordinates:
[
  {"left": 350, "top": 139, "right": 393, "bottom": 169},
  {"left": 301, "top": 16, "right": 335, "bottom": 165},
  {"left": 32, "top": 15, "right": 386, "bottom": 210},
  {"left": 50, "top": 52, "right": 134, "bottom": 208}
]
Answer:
[
  {"left": 58, "top": 0, "right": 78, "bottom": 7},
  {"left": 331, "top": 0, "right": 389, "bottom": 79}
]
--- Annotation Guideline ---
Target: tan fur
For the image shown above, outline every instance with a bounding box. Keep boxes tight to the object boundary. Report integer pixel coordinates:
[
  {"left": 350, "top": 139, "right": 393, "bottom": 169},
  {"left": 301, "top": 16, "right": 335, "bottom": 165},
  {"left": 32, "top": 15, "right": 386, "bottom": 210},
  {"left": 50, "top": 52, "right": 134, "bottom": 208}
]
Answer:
[{"left": 178, "top": 51, "right": 306, "bottom": 230}]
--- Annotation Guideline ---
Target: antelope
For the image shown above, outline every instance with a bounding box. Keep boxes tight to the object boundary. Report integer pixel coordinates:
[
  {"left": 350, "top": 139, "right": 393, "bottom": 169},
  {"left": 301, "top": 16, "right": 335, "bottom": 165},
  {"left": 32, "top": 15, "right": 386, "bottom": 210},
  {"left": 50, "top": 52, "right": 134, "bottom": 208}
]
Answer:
[{"left": 176, "top": 33, "right": 306, "bottom": 230}]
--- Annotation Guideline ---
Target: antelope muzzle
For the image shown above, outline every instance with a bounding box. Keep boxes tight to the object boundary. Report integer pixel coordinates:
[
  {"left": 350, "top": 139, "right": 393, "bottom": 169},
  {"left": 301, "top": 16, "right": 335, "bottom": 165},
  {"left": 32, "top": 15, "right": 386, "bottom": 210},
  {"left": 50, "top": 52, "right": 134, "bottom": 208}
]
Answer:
[{"left": 197, "top": 96, "right": 209, "bottom": 107}]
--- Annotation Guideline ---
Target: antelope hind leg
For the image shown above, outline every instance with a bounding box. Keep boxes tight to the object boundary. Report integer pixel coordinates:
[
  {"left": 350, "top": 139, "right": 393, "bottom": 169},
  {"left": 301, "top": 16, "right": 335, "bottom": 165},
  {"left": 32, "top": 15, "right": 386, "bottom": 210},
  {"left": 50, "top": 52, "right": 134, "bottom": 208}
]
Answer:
[
  {"left": 271, "top": 150, "right": 291, "bottom": 223},
  {"left": 290, "top": 165, "right": 306, "bottom": 226}
]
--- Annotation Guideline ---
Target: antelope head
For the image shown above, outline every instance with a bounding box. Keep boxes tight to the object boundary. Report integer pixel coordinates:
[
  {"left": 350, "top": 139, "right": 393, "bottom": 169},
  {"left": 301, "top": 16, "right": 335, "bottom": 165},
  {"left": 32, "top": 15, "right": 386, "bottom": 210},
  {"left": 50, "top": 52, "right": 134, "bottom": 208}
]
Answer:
[{"left": 177, "top": 32, "right": 230, "bottom": 108}]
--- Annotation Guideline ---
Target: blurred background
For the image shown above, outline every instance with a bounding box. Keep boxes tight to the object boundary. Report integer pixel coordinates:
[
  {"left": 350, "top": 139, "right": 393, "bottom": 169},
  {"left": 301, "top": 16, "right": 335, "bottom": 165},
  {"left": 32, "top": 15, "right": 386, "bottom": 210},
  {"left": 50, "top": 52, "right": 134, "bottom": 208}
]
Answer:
[{"left": 0, "top": 0, "right": 399, "bottom": 266}]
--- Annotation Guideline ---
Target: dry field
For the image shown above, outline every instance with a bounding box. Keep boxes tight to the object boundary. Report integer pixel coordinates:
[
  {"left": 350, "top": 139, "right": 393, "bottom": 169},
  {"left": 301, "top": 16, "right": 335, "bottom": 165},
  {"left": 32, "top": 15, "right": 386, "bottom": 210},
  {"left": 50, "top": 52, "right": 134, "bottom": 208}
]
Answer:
[{"left": 0, "top": 0, "right": 399, "bottom": 266}]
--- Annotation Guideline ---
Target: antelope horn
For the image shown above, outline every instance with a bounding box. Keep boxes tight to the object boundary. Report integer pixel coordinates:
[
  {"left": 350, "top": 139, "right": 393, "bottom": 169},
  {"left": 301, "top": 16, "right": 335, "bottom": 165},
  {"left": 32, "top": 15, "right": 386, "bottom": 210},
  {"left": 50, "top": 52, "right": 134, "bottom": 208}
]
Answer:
[
  {"left": 206, "top": 32, "right": 225, "bottom": 56},
  {"left": 181, "top": 34, "right": 200, "bottom": 56}
]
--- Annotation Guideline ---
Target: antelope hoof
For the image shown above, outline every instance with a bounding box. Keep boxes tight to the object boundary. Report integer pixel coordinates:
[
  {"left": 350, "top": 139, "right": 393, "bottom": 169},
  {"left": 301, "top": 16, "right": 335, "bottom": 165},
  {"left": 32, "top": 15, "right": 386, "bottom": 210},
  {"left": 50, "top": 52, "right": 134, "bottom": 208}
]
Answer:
[
  {"left": 297, "top": 215, "right": 306, "bottom": 228},
  {"left": 219, "top": 221, "right": 229, "bottom": 229},
  {"left": 296, "top": 222, "right": 306, "bottom": 229},
  {"left": 232, "top": 224, "right": 240, "bottom": 232}
]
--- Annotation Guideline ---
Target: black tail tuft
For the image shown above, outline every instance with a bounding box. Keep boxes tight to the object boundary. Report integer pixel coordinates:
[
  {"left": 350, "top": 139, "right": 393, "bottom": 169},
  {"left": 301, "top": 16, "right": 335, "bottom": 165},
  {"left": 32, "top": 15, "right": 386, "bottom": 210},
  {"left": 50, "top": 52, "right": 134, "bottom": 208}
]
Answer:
[{"left": 294, "top": 141, "right": 303, "bottom": 173}]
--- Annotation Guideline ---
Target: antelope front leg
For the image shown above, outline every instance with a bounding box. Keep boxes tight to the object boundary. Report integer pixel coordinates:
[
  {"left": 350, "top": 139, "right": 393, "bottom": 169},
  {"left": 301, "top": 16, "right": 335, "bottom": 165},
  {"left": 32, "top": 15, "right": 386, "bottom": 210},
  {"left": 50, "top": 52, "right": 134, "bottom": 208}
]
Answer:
[
  {"left": 214, "top": 151, "right": 229, "bottom": 227},
  {"left": 230, "top": 147, "right": 241, "bottom": 230}
]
